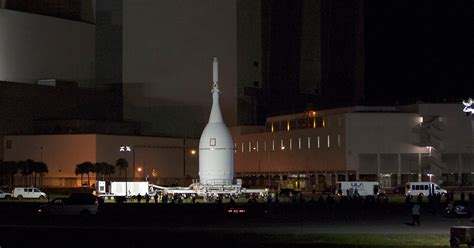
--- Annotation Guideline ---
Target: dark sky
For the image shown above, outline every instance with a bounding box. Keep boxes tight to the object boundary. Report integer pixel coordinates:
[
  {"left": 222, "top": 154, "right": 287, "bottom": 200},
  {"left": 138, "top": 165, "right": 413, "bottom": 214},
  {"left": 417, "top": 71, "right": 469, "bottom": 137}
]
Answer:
[{"left": 365, "top": 0, "right": 473, "bottom": 104}]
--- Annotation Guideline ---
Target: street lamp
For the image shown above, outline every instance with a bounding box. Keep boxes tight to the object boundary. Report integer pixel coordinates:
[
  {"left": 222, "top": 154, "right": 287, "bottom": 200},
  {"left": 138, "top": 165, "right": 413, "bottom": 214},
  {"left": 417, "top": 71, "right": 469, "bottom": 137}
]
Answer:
[
  {"left": 426, "top": 146, "right": 433, "bottom": 156},
  {"left": 120, "top": 145, "right": 131, "bottom": 198},
  {"left": 427, "top": 173, "right": 434, "bottom": 182},
  {"left": 137, "top": 167, "right": 143, "bottom": 179}
]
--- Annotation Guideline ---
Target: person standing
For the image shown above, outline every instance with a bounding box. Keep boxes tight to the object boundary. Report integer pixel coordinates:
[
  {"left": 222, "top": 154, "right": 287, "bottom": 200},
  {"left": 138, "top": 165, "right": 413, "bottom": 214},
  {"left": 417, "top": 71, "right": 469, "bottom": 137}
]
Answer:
[
  {"left": 412, "top": 203, "right": 421, "bottom": 226},
  {"left": 153, "top": 193, "right": 158, "bottom": 204}
]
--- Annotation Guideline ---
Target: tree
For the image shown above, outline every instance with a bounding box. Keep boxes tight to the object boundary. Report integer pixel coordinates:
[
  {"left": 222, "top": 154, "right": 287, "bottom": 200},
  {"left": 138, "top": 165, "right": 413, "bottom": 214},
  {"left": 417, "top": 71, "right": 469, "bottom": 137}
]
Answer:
[
  {"left": 32, "top": 161, "right": 42, "bottom": 187},
  {"left": 104, "top": 163, "right": 115, "bottom": 181},
  {"left": 95, "top": 162, "right": 116, "bottom": 182},
  {"left": 76, "top": 162, "right": 94, "bottom": 187},
  {"left": 25, "top": 159, "right": 36, "bottom": 186},
  {"left": 115, "top": 158, "right": 128, "bottom": 178},
  {"left": 18, "top": 161, "right": 30, "bottom": 186},
  {"left": 36, "top": 162, "right": 48, "bottom": 187},
  {"left": 94, "top": 162, "right": 106, "bottom": 181},
  {"left": 2, "top": 161, "right": 18, "bottom": 186}
]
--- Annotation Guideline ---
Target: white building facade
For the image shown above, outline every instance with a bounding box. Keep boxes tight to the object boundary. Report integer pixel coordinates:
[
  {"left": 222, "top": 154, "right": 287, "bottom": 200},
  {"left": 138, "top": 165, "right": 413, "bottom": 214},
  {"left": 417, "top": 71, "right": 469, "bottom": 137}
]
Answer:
[
  {"left": 232, "top": 104, "right": 474, "bottom": 190},
  {"left": 3, "top": 134, "right": 199, "bottom": 188}
]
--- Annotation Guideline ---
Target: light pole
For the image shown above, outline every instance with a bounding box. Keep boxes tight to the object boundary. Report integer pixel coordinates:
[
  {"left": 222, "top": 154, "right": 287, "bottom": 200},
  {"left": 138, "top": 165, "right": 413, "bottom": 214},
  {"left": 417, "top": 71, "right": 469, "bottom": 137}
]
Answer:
[
  {"left": 120, "top": 145, "right": 131, "bottom": 198},
  {"left": 183, "top": 138, "right": 186, "bottom": 177},
  {"left": 427, "top": 173, "right": 433, "bottom": 182},
  {"left": 40, "top": 146, "right": 43, "bottom": 162}
]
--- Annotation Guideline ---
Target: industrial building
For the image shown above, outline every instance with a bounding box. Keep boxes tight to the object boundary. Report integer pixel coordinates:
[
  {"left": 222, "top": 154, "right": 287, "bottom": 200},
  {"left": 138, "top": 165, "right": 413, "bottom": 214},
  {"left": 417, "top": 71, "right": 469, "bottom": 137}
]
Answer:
[
  {"left": 0, "top": 1, "right": 95, "bottom": 87},
  {"left": 3, "top": 134, "right": 199, "bottom": 188},
  {"left": 232, "top": 103, "right": 474, "bottom": 191}
]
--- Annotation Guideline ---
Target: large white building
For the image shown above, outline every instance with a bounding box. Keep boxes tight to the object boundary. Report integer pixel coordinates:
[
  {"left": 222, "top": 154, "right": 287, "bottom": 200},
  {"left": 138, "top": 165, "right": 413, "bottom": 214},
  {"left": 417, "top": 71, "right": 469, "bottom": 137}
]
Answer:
[
  {"left": 3, "top": 134, "right": 199, "bottom": 187},
  {"left": 232, "top": 103, "right": 474, "bottom": 190}
]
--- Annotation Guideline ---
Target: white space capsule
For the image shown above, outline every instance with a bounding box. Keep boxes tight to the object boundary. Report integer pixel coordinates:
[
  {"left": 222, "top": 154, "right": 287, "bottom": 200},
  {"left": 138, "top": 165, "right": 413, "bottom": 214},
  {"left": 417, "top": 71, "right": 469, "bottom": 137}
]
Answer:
[{"left": 198, "top": 57, "right": 234, "bottom": 185}]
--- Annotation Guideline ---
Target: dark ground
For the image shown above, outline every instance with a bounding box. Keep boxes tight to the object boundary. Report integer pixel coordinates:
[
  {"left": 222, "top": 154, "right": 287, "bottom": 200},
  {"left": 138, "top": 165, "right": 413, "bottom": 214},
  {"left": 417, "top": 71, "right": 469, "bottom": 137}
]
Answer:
[{"left": 0, "top": 199, "right": 469, "bottom": 248}]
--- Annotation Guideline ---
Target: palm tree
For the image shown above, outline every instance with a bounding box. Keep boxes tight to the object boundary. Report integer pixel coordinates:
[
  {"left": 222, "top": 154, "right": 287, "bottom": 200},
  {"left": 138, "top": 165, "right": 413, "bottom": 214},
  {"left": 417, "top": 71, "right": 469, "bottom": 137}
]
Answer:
[
  {"left": 36, "top": 162, "right": 48, "bottom": 187},
  {"left": 115, "top": 158, "right": 128, "bottom": 179},
  {"left": 18, "top": 160, "right": 30, "bottom": 186},
  {"left": 105, "top": 163, "right": 115, "bottom": 181},
  {"left": 2, "top": 161, "right": 18, "bottom": 186},
  {"left": 75, "top": 163, "right": 86, "bottom": 185},
  {"left": 76, "top": 162, "right": 94, "bottom": 187},
  {"left": 94, "top": 162, "right": 106, "bottom": 181},
  {"left": 95, "top": 162, "right": 116, "bottom": 181},
  {"left": 32, "top": 161, "right": 42, "bottom": 187},
  {"left": 26, "top": 159, "right": 35, "bottom": 186}
]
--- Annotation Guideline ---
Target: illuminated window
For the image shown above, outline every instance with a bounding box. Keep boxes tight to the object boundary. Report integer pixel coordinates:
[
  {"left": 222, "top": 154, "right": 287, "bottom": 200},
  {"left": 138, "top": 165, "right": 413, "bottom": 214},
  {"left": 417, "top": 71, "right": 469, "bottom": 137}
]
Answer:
[
  {"left": 327, "top": 135, "right": 330, "bottom": 148},
  {"left": 234, "top": 143, "right": 237, "bottom": 154},
  {"left": 313, "top": 117, "right": 316, "bottom": 128},
  {"left": 290, "top": 138, "right": 292, "bottom": 150},
  {"left": 287, "top": 120, "right": 290, "bottom": 131},
  {"left": 272, "top": 139, "right": 275, "bottom": 151},
  {"left": 210, "top": 138, "right": 216, "bottom": 146},
  {"left": 249, "top": 142, "right": 251, "bottom": 152},
  {"left": 281, "top": 139, "right": 284, "bottom": 150},
  {"left": 322, "top": 118, "right": 325, "bottom": 127},
  {"left": 271, "top": 122, "right": 274, "bottom": 132},
  {"left": 241, "top": 142, "right": 244, "bottom": 153},
  {"left": 308, "top": 137, "right": 311, "bottom": 149},
  {"left": 256, "top": 141, "right": 259, "bottom": 152},
  {"left": 298, "top": 138, "right": 301, "bottom": 149},
  {"left": 338, "top": 134, "right": 341, "bottom": 147},
  {"left": 317, "top": 136, "right": 320, "bottom": 148}
]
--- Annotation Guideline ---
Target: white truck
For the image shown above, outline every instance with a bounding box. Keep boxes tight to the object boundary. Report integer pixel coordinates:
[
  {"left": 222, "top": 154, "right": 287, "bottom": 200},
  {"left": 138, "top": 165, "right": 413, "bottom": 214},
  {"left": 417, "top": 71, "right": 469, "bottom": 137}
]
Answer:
[
  {"left": 96, "top": 181, "right": 150, "bottom": 197},
  {"left": 335, "top": 181, "right": 380, "bottom": 196}
]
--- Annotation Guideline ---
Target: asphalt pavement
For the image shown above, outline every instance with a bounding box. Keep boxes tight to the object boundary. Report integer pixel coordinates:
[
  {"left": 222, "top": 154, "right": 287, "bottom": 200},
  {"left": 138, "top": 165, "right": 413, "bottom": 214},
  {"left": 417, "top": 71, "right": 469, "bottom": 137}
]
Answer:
[{"left": 0, "top": 200, "right": 470, "bottom": 247}]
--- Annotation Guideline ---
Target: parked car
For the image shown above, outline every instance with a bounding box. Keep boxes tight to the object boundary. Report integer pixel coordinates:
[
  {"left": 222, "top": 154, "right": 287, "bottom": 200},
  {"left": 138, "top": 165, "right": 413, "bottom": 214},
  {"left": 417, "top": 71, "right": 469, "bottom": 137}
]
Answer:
[
  {"left": 0, "top": 189, "right": 12, "bottom": 199},
  {"left": 38, "top": 193, "right": 99, "bottom": 216},
  {"left": 13, "top": 187, "right": 47, "bottom": 200},
  {"left": 445, "top": 201, "right": 472, "bottom": 218}
]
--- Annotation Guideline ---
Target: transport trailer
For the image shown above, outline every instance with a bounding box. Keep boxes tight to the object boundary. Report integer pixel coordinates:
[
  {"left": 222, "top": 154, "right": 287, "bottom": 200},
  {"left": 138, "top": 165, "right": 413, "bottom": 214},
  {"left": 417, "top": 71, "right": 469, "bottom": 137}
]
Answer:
[
  {"left": 96, "top": 180, "right": 266, "bottom": 199},
  {"left": 96, "top": 181, "right": 151, "bottom": 198}
]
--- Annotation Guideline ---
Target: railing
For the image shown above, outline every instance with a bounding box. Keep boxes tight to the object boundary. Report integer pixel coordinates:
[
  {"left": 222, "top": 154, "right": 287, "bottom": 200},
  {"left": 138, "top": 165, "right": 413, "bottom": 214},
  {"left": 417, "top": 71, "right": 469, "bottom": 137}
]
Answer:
[{"left": 192, "top": 178, "right": 242, "bottom": 186}]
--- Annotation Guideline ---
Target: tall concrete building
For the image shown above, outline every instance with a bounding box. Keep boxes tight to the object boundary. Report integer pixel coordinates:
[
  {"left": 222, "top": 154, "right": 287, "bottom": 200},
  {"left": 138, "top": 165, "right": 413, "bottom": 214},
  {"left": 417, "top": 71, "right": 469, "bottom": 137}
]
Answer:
[
  {"left": 240, "top": 0, "right": 473, "bottom": 125},
  {"left": 0, "top": 1, "right": 96, "bottom": 87},
  {"left": 238, "top": 0, "right": 365, "bottom": 125},
  {"left": 95, "top": 0, "right": 238, "bottom": 138}
]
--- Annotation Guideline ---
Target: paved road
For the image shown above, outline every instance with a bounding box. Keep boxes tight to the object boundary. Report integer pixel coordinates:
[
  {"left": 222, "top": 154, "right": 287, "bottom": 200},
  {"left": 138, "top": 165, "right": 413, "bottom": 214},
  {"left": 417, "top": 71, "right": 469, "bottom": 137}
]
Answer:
[{"left": 0, "top": 201, "right": 470, "bottom": 247}]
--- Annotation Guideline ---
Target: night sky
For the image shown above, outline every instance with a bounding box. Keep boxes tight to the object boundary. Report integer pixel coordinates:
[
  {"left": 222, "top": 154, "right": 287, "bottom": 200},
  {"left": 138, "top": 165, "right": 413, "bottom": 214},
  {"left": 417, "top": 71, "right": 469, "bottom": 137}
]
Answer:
[{"left": 365, "top": 0, "right": 473, "bottom": 104}]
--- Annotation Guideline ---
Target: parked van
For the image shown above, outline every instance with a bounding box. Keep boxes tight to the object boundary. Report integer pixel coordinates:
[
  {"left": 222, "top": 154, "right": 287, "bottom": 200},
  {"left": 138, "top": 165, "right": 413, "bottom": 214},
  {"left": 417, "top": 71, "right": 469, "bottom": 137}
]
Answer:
[
  {"left": 405, "top": 182, "right": 447, "bottom": 196},
  {"left": 13, "top": 187, "right": 47, "bottom": 200},
  {"left": 335, "top": 181, "right": 380, "bottom": 196}
]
